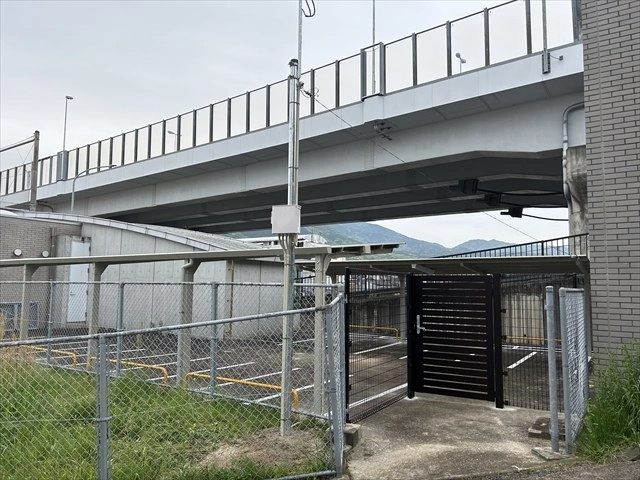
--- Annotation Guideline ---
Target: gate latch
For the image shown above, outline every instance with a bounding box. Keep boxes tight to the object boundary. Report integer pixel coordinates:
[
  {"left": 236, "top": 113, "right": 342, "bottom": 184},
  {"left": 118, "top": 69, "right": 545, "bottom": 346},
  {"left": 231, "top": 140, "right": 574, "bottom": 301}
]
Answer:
[{"left": 416, "top": 315, "right": 427, "bottom": 334}]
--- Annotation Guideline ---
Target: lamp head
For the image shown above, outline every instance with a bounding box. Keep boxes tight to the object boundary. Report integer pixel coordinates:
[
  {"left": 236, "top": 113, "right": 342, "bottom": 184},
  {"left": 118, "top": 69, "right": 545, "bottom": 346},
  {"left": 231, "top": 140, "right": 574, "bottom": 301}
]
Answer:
[{"left": 66, "top": 95, "right": 73, "bottom": 100}]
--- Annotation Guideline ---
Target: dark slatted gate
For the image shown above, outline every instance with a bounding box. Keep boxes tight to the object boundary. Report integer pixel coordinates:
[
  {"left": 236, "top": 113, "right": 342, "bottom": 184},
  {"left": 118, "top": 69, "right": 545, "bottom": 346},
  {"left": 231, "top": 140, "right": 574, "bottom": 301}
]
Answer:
[{"left": 408, "top": 275, "right": 503, "bottom": 407}]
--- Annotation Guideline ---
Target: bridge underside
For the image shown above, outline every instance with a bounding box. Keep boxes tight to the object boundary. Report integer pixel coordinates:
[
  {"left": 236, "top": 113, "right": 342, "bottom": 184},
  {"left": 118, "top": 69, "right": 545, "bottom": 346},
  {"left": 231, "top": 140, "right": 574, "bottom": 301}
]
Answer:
[{"left": 109, "top": 150, "right": 565, "bottom": 234}]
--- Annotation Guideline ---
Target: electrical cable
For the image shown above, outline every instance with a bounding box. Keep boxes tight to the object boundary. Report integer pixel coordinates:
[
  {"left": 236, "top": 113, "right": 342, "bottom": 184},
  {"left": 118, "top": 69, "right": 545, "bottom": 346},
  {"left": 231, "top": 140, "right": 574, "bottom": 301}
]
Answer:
[
  {"left": 522, "top": 214, "right": 567, "bottom": 221},
  {"left": 477, "top": 187, "right": 564, "bottom": 197},
  {"left": 0, "top": 135, "right": 35, "bottom": 151},
  {"left": 306, "top": 91, "right": 543, "bottom": 242},
  {"left": 302, "top": 0, "right": 316, "bottom": 17}
]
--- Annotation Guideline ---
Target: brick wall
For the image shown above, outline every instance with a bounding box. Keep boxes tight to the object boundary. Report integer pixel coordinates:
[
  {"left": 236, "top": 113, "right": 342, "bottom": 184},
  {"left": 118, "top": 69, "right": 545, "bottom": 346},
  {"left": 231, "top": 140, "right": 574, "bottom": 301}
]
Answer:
[
  {"left": 0, "top": 216, "right": 81, "bottom": 281},
  {"left": 582, "top": 0, "right": 640, "bottom": 358}
]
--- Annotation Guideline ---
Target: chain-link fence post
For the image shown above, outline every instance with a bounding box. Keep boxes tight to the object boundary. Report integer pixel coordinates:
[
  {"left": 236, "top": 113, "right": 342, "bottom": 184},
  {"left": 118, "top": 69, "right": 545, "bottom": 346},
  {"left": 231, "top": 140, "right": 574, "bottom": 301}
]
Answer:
[
  {"left": 97, "top": 335, "right": 112, "bottom": 480},
  {"left": 209, "top": 282, "right": 219, "bottom": 392},
  {"left": 116, "top": 282, "right": 125, "bottom": 377},
  {"left": 46, "top": 280, "right": 55, "bottom": 364},
  {"left": 325, "top": 297, "right": 345, "bottom": 477},
  {"left": 545, "top": 286, "right": 559, "bottom": 452}
]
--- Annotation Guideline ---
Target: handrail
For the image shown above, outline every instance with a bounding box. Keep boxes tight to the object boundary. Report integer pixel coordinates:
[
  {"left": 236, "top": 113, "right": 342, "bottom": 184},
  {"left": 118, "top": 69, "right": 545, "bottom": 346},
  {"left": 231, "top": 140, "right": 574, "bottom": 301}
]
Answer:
[
  {"left": 0, "top": 0, "right": 579, "bottom": 197},
  {"left": 438, "top": 234, "right": 588, "bottom": 259},
  {"left": 26, "top": 346, "right": 78, "bottom": 367},
  {"left": 184, "top": 371, "right": 300, "bottom": 409},
  {"left": 349, "top": 324, "right": 400, "bottom": 339},
  {"left": 88, "top": 357, "right": 169, "bottom": 384}
]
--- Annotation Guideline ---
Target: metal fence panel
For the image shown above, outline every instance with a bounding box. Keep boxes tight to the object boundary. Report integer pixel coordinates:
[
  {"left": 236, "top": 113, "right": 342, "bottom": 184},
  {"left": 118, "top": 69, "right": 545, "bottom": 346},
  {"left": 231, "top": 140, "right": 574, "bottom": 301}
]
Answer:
[
  {"left": 559, "top": 287, "right": 589, "bottom": 454},
  {"left": 345, "top": 269, "right": 408, "bottom": 423},
  {"left": 0, "top": 281, "right": 344, "bottom": 480},
  {"left": 501, "top": 274, "right": 577, "bottom": 410}
]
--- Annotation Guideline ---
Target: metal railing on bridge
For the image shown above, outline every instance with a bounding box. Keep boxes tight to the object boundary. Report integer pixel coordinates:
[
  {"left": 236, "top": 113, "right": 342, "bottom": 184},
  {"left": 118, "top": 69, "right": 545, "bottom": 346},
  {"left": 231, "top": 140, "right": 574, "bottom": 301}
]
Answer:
[
  {"left": 1, "top": 0, "right": 581, "bottom": 197},
  {"left": 438, "top": 234, "right": 588, "bottom": 259}
]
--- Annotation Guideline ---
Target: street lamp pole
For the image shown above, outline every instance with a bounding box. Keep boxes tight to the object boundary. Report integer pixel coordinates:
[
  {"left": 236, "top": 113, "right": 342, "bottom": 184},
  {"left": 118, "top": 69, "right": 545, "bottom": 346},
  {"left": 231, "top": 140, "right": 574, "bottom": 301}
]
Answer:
[
  {"left": 70, "top": 164, "right": 113, "bottom": 213},
  {"left": 62, "top": 95, "right": 73, "bottom": 152},
  {"left": 167, "top": 130, "right": 180, "bottom": 151},
  {"left": 455, "top": 52, "right": 466, "bottom": 73}
]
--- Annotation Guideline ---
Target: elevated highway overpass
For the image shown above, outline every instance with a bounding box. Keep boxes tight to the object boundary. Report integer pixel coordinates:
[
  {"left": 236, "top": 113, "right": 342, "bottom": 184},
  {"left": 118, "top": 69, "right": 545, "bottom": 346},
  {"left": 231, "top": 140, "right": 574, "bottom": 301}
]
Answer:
[{"left": 1, "top": 2, "right": 585, "bottom": 234}]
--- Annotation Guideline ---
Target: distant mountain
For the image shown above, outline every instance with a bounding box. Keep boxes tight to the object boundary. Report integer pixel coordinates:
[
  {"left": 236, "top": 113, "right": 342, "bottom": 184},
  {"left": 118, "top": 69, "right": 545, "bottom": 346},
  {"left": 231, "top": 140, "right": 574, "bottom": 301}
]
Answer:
[{"left": 230, "top": 222, "right": 511, "bottom": 258}]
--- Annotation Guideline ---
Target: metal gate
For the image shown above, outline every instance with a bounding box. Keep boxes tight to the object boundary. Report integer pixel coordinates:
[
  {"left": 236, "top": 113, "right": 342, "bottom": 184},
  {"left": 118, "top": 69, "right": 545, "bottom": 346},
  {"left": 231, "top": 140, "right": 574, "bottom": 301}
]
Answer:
[
  {"left": 408, "top": 275, "right": 503, "bottom": 407},
  {"left": 345, "top": 268, "right": 408, "bottom": 423}
]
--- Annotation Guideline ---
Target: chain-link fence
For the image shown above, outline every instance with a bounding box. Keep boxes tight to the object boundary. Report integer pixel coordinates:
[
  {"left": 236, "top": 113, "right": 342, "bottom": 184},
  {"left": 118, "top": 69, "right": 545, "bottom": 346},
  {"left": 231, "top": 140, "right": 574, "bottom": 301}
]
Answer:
[
  {"left": 545, "top": 286, "right": 589, "bottom": 454},
  {"left": 0, "top": 281, "right": 345, "bottom": 480}
]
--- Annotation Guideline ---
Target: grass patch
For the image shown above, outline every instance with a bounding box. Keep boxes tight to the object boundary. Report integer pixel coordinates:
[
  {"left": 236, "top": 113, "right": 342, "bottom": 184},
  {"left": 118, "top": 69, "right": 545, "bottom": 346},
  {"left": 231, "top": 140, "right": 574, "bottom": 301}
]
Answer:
[
  {"left": 0, "top": 355, "right": 330, "bottom": 479},
  {"left": 578, "top": 340, "right": 640, "bottom": 461}
]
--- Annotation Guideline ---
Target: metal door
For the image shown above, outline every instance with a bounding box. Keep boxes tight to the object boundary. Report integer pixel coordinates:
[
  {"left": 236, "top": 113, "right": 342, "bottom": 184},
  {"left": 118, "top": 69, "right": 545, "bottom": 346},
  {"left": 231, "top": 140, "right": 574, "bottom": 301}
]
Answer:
[{"left": 408, "top": 275, "right": 503, "bottom": 407}]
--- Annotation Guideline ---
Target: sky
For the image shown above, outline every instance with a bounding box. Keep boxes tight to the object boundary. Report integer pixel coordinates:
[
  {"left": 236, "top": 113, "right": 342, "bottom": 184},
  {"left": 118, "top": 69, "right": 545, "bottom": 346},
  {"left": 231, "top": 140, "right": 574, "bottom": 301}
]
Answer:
[{"left": 0, "top": 0, "right": 572, "bottom": 247}]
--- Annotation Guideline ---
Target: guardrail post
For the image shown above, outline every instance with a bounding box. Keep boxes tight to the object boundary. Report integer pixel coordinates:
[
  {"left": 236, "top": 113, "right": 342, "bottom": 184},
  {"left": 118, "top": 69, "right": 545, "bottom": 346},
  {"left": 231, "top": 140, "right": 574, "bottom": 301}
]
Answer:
[
  {"left": 209, "top": 104, "right": 214, "bottom": 142},
  {"left": 161, "top": 120, "right": 167, "bottom": 155},
  {"left": 484, "top": 8, "right": 490, "bottom": 66},
  {"left": 309, "top": 69, "right": 315, "bottom": 115},
  {"left": 147, "top": 125, "right": 152, "bottom": 160},
  {"left": 525, "top": 0, "right": 532, "bottom": 55},
  {"left": 360, "top": 48, "right": 367, "bottom": 99},
  {"left": 226, "top": 98, "right": 232, "bottom": 138},
  {"left": 446, "top": 21, "right": 452, "bottom": 76},
  {"left": 412, "top": 33, "right": 418, "bottom": 87},
  {"left": 378, "top": 42, "right": 386, "bottom": 95},
  {"left": 192, "top": 109, "right": 198, "bottom": 146},
  {"left": 96, "top": 335, "right": 112, "bottom": 480},
  {"left": 265, "top": 84, "right": 271, "bottom": 128},
  {"left": 245, "top": 92, "right": 251, "bottom": 133},
  {"left": 176, "top": 115, "right": 182, "bottom": 151},
  {"left": 335, "top": 60, "right": 340, "bottom": 108}
]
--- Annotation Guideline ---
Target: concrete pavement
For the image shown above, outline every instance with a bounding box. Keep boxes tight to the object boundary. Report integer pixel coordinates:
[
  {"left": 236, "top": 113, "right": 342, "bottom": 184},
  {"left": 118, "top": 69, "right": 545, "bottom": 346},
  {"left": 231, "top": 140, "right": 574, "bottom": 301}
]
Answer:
[{"left": 346, "top": 393, "right": 565, "bottom": 480}]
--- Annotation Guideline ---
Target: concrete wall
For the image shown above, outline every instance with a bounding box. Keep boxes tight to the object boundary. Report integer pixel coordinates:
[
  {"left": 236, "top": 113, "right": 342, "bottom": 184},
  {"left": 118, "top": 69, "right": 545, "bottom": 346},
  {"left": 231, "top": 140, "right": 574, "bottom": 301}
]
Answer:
[{"left": 582, "top": 0, "right": 640, "bottom": 358}]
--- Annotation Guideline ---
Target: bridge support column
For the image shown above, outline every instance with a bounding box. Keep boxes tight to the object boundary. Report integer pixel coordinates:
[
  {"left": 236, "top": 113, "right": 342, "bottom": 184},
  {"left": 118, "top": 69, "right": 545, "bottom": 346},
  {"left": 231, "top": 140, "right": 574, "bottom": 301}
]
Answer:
[{"left": 566, "top": 146, "right": 588, "bottom": 255}]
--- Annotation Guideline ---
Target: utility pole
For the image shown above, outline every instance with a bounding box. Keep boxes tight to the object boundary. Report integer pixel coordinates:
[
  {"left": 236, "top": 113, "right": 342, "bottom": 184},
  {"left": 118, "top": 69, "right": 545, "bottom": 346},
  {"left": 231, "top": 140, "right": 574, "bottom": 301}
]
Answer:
[
  {"left": 278, "top": 0, "right": 303, "bottom": 436},
  {"left": 29, "top": 131, "right": 40, "bottom": 211}
]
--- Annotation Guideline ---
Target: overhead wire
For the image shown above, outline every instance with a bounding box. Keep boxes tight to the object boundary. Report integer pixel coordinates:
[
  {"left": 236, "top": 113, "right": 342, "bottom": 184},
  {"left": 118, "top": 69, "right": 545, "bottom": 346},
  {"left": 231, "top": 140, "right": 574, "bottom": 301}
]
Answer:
[{"left": 304, "top": 91, "right": 545, "bottom": 242}]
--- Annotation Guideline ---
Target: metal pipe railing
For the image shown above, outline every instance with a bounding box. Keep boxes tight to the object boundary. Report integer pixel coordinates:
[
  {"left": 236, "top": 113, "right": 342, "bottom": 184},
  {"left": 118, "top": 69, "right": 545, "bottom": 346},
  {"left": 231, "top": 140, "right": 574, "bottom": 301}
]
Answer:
[{"left": 184, "top": 371, "right": 300, "bottom": 409}]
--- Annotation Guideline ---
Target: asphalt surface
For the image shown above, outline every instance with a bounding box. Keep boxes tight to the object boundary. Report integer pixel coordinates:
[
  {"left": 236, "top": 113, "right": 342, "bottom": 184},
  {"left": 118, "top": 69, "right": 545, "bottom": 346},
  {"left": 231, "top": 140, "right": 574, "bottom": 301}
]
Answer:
[{"left": 345, "top": 393, "right": 640, "bottom": 480}]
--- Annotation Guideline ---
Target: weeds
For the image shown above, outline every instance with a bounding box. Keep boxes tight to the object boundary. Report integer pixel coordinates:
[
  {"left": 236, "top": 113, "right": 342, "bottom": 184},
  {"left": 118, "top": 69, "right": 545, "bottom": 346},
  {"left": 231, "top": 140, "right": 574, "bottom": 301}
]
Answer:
[
  {"left": 0, "top": 358, "right": 330, "bottom": 479},
  {"left": 578, "top": 340, "right": 640, "bottom": 461}
]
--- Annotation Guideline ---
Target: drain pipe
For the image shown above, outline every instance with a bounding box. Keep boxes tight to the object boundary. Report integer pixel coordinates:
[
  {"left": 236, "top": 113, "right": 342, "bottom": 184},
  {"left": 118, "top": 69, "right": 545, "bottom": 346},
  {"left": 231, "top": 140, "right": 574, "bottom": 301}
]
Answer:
[{"left": 562, "top": 102, "right": 585, "bottom": 217}]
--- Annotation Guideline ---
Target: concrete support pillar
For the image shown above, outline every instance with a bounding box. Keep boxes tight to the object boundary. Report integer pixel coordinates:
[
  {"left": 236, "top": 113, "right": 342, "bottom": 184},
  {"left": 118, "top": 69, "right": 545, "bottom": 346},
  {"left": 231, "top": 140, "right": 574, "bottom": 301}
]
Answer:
[
  {"left": 566, "top": 146, "right": 588, "bottom": 255},
  {"left": 87, "top": 263, "right": 107, "bottom": 363},
  {"left": 177, "top": 259, "right": 200, "bottom": 387},
  {"left": 313, "top": 254, "right": 333, "bottom": 415},
  {"left": 19, "top": 265, "right": 39, "bottom": 340}
]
